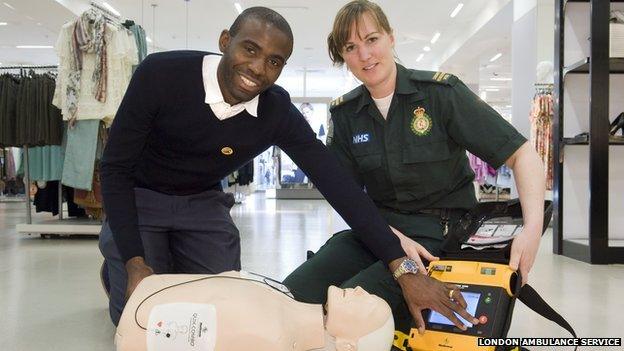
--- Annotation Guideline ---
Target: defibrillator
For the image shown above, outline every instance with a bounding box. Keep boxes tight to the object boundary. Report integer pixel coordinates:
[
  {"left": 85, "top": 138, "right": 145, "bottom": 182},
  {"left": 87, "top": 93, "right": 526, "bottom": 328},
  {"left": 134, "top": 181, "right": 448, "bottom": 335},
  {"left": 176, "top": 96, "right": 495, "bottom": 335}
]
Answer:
[{"left": 393, "top": 200, "right": 577, "bottom": 351}]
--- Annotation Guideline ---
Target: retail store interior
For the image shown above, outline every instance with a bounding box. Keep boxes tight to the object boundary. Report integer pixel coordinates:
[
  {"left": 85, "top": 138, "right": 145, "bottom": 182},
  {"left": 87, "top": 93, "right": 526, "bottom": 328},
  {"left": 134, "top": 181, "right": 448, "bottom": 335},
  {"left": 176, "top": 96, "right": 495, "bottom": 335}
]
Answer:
[{"left": 0, "top": 0, "right": 623, "bottom": 350}]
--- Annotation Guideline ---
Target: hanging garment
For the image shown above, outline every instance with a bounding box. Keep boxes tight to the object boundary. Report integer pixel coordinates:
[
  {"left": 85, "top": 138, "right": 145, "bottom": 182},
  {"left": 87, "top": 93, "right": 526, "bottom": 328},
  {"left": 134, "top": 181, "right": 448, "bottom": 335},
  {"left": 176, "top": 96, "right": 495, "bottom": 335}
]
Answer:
[
  {"left": 53, "top": 11, "right": 138, "bottom": 126},
  {"left": 529, "top": 92, "right": 554, "bottom": 190},
  {"left": 5, "top": 148, "right": 16, "bottom": 180},
  {"left": 237, "top": 161, "right": 255, "bottom": 186},
  {"left": 61, "top": 120, "right": 100, "bottom": 190},
  {"left": 73, "top": 161, "right": 104, "bottom": 220},
  {"left": 67, "top": 9, "right": 109, "bottom": 124},
  {"left": 15, "top": 74, "right": 63, "bottom": 146},
  {"left": 16, "top": 145, "right": 63, "bottom": 182},
  {"left": 495, "top": 165, "right": 514, "bottom": 189},
  {"left": 0, "top": 73, "right": 63, "bottom": 147},
  {"left": 122, "top": 20, "right": 148, "bottom": 65},
  {"left": 33, "top": 180, "right": 86, "bottom": 217},
  {"left": 0, "top": 75, "right": 19, "bottom": 147},
  {"left": 467, "top": 152, "right": 490, "bottom": 185}
]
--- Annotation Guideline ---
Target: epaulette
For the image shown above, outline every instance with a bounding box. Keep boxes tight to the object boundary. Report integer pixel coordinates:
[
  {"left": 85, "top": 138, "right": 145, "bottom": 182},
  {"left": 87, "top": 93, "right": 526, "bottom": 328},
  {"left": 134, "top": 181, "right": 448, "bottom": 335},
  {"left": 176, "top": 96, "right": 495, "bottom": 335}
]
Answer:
[
  {"left": 329, "top": 86, "right": 363, "bottom": 112},
  {"left": 410, "top": 70, "right": 459, "bottom": 86}
]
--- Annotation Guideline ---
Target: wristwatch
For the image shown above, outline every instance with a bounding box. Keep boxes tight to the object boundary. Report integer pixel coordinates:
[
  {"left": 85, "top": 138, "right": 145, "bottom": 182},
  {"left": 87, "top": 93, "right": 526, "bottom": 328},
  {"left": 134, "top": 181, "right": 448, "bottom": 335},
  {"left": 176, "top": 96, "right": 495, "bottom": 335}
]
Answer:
[{"left": 392, "top": 258, "right": 419, "bottom": 280}]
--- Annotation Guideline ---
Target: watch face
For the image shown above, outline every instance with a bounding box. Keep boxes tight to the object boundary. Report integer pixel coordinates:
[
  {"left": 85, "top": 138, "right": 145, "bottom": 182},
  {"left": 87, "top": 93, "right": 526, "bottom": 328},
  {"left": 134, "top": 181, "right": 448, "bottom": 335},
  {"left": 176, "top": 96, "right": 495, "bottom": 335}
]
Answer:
[{"left": 403, "top": 259, "right": 418, "bottom": 273}]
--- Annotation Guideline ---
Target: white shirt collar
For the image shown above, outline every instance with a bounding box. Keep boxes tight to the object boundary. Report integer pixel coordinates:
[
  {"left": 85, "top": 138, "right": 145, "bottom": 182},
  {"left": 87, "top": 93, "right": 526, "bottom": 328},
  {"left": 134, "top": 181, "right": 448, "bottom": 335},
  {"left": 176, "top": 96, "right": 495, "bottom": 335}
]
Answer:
[{"left": 203, "top": 54, "right": 259, "bottom": 120}]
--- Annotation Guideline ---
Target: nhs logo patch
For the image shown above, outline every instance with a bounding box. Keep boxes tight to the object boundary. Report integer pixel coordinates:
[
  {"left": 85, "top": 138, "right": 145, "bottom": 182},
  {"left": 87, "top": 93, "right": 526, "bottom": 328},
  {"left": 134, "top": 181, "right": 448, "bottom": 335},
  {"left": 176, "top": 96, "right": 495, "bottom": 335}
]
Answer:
[{"left": 352, "top": 133, "right": 371, "bottom": 144}]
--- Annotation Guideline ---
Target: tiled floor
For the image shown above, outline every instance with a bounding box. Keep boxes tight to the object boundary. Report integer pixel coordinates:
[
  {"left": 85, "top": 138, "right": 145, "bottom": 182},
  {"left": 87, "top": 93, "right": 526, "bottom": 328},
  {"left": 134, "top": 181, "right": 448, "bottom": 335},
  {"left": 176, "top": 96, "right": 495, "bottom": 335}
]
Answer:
[{"left": 0, "top": 193, "right": 622, "bottom": 350}]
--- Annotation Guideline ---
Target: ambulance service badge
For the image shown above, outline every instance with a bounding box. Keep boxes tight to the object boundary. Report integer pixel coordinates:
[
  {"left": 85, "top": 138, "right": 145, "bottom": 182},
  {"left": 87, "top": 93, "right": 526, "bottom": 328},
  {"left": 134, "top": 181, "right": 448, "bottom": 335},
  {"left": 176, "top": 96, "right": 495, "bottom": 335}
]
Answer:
[{"left": 411, "top": 107, "right": 432, "bottom": 136}]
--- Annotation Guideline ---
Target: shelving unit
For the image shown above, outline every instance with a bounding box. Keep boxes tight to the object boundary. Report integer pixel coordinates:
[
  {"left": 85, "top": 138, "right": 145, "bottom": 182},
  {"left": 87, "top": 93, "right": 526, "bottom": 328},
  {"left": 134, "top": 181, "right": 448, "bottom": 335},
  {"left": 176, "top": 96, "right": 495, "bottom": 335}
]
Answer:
[{"left": 553, "top": 0, "right": 624, "bottom": 263}]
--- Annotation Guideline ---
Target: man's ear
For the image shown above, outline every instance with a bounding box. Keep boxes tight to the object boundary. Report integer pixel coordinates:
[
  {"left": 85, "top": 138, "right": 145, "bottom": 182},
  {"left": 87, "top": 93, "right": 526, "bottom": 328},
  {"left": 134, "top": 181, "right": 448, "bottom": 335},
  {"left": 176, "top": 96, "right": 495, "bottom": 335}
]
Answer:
[{"left": 218, "top": 30, "right": 231, "bottom": 53}]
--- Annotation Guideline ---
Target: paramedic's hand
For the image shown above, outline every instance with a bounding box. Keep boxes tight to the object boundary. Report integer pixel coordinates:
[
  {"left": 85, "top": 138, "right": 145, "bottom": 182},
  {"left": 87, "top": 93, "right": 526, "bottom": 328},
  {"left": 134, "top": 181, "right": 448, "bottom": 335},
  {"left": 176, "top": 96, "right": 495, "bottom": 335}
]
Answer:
[
  {"left": 390, "top": 226, "right": 439, "bottom": 273},
  {"left": 390, "top": 257, "right": 479, "bottom": 335},
  {"left": 125, "top": 256, "right": 154, "bottom": 300},
  {"left": 509, "top": 225, "right": 541, "bottom": 285}
]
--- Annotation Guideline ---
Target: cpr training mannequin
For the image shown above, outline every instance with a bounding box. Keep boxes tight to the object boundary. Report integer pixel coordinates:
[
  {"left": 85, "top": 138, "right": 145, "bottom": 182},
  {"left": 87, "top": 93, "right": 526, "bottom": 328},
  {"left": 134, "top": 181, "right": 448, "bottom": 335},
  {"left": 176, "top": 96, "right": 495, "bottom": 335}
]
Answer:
[{"left": 115, "top": 271, "right": 394, "bottom": 351}]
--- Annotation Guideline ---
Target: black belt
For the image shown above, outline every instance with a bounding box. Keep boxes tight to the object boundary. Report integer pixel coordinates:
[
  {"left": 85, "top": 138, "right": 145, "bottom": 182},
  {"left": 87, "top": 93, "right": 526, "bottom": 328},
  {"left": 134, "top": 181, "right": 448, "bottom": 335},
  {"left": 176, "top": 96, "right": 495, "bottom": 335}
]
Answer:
[{"left": 378, "top": 205, "right": 452, "bottom": 235}]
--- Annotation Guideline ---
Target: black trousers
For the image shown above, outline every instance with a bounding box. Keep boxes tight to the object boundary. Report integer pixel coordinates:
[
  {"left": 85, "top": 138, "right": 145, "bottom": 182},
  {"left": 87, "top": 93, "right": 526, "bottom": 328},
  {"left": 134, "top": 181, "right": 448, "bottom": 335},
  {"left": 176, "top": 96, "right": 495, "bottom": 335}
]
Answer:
[{"left": 98, "top": 187, "right": 241, "bottom": 325}]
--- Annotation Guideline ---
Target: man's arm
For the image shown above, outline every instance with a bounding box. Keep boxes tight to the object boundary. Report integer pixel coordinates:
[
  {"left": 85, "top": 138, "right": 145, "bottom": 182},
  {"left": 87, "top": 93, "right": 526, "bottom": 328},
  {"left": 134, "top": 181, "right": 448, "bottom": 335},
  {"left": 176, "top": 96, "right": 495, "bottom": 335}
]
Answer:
[{"left": 100, "top": 55, "right": 160, "bottom": 295}]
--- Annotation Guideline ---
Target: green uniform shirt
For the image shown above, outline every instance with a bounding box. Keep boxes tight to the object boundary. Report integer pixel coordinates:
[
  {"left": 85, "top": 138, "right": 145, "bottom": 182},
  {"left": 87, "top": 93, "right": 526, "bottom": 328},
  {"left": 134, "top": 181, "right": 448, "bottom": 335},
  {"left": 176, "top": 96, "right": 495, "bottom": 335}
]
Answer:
[{"left": 327, "top": 64, "right": 527, "bottom": 212}]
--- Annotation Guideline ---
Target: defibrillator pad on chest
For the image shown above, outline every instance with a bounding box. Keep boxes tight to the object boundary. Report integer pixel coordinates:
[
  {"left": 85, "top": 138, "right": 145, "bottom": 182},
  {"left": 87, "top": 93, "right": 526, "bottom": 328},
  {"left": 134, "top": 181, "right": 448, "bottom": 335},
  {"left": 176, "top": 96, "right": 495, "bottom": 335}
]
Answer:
[{"left": 146, "top": 303, "right": 217, "bottom": 351}]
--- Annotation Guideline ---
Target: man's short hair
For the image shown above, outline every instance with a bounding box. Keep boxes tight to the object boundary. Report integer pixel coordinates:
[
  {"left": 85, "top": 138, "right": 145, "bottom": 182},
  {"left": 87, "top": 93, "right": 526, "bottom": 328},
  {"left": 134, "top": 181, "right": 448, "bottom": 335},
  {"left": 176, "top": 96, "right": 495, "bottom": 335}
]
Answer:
[{"left": 229, "top": 6, "right": 294, "bottom": 44}]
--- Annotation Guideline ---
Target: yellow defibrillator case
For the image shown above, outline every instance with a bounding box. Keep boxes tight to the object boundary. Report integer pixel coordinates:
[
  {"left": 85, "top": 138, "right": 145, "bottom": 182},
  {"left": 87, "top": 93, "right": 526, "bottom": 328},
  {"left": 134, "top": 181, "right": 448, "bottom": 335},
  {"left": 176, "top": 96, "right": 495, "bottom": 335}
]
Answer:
[
  {"left": 408, "top": 260, "right": 519, "bottom": 351},
  {"left": 393, "top": 200, "right": 575, "bottom": 351}
]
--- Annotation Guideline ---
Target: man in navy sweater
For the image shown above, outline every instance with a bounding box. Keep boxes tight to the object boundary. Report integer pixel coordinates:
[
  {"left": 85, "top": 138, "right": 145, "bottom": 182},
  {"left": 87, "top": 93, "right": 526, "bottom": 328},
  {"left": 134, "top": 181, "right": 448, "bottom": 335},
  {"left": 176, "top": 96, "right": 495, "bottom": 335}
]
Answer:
[{"left": 100, "top": 7, "right": 453, "bottom": 327}]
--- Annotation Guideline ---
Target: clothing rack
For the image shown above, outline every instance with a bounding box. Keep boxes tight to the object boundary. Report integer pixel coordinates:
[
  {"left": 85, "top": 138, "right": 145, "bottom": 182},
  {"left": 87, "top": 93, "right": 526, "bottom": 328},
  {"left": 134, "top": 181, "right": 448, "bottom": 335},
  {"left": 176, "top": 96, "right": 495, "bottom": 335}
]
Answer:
[
  {"left": 0, "top": 65, "right": 59, "bottom": 221},
  {"left": 2, "top": 65, "right": 101, "bottom": 236},
  {"left": 89, "top": 1, "right": 121, "bottom": 23}
]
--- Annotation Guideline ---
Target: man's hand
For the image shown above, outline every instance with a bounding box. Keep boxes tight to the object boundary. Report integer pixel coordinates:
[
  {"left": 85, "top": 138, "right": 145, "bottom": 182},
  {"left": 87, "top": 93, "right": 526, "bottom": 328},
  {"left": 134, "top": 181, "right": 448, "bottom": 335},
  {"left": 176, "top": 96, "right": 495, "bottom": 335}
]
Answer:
[
  {"left": 390, "top": 257, "right": 479, "bottom": 335},
  {"left": 125, "top": 256, "right": 154, "bottom": 301},
  {"left": 390, "top": 226, "right": 439, "bottom": 273},
  {"left": 509, "top": 225, "right": 541, "bottom": 285}
]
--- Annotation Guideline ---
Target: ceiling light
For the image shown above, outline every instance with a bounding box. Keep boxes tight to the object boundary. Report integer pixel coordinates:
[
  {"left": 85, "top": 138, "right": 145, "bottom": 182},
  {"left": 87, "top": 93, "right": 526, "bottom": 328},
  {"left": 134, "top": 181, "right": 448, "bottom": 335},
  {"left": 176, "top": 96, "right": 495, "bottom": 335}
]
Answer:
[
  {"left": 489, "top": 53, "right": 502, "bottom": 62},
  {"left": 0, "top": 22, "right": 8, "bottom": 26},
  {"left": 416, "top": 53, "right": 424, "bottom": 62},
  {"left": 480, "top": 91, "right": 487, "bottom": 100},
  {"left": 430, "top": 32, "right": 441, "bottom": 44},
  {"left": 16, "top": 45, "right": 54, "bottom": 49},
  {"left": 234, "top": 2, "right": 243, "bottom": 14},
  {"left": 485, "top": 88, "right": 500, "bottom": 92},
  {"left": 423, "top": 46, "right": 431, "bottom": 52},
  {"left": 490, "top": 77, "right": 512, "bottom": 81},
  {"left": 102, "top": 2, "right": 121, "bottom": 17},
  {"left": 146, "top": 36, "right": 152, "bottom": 43},
  {"left": 450, "top": 3, "right": 464, "bottom": 18},
  {"left": 3, "top": 2, "right": 15, "bottom": 10}
]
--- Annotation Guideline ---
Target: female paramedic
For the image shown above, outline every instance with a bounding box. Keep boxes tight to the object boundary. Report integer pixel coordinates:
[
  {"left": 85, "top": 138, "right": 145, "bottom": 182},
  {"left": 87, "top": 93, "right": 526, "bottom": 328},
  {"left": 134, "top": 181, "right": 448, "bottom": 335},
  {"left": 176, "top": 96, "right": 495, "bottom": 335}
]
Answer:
[{"left": 283, "top": 0, "right": 546, "bottom": 336}]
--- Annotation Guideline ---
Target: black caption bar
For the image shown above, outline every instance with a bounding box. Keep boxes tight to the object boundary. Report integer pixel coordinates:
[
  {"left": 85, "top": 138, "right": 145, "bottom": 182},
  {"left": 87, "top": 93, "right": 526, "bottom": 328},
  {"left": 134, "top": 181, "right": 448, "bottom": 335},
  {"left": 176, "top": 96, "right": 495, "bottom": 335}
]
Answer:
[{"left": 478, "top": 338, "right": 622, "bottom": 347}]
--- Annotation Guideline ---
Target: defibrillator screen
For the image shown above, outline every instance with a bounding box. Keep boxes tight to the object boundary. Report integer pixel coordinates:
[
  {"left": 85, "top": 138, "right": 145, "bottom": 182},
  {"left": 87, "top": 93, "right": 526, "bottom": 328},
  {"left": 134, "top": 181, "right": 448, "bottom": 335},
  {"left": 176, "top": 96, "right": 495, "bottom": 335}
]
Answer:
[{"left": 428, "top": 292, "right": 481, "bottom": 327}]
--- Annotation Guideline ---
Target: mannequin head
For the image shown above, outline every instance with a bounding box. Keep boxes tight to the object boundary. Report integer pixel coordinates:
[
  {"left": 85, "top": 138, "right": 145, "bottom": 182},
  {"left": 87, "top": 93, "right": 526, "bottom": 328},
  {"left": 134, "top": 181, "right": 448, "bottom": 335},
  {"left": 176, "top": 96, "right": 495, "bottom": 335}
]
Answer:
[{"left": 325, "top": 286, "right": 394, "bottom": 351}]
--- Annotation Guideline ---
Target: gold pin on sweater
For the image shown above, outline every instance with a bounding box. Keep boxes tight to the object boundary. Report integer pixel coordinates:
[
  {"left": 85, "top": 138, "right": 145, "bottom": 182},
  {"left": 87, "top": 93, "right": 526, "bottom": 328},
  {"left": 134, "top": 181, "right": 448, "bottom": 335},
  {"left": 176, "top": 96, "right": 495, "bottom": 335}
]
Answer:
[{"left": 221, "top": 147, "right": 234, "bottom": 155}]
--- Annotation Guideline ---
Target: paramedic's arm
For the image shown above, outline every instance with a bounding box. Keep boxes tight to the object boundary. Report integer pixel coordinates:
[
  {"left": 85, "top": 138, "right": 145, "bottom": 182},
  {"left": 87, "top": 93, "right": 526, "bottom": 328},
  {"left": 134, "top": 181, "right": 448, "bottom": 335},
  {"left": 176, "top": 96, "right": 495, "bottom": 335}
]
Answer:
[
  {"left": 442, "top": 77, "right": 544, "bottom": 285},
  {"left": 101, "top": 55, "right": 159, "bottom": 298},
  {"left": 505, "top": 142, "right": 545, "bottom": 285}
]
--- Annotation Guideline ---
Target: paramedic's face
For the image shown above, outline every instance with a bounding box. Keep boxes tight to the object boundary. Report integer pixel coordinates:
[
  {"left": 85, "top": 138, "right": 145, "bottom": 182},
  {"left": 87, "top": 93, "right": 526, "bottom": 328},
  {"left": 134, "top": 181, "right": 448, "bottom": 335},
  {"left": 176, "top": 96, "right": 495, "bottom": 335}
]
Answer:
[
  {"left": 218, "top": 18, "right": 292, "bottom": 105},
  {"left": 341, "top": 12, "right": 395, "bottom": 92}
]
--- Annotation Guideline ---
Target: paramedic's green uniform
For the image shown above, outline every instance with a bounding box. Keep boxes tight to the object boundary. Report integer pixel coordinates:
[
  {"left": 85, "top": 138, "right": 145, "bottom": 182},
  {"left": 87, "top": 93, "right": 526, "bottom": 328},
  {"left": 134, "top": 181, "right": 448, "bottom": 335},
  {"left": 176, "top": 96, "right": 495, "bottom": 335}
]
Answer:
[{"left": 283, "top": 64, "right": 527, "bottom": 333}]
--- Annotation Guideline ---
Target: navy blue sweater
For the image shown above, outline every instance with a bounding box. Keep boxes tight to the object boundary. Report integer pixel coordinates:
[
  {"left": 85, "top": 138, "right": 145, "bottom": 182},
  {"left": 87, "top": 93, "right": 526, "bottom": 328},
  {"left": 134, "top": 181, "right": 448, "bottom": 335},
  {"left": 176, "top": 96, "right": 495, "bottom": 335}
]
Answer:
[{"left": 101, "top": 51, "right": 404, "bottom": 265}]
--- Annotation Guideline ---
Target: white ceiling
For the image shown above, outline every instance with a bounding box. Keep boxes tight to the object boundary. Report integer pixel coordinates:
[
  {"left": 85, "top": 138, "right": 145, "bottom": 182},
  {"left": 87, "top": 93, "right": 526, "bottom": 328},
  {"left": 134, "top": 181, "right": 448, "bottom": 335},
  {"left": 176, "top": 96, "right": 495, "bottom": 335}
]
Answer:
[{"left": 0, "top": 0, "right": 513, "bottom": 103}]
